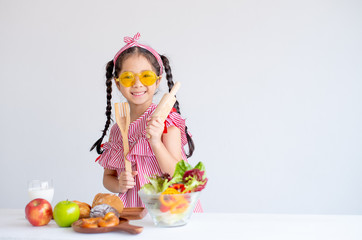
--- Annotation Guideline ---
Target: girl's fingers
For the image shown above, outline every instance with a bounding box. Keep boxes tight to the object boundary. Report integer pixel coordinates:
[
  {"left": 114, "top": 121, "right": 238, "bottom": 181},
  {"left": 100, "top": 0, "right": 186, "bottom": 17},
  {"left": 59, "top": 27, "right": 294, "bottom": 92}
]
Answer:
[
  {"left": 147, "top": 122, "right": 163, "bottom": 133},
  {"left": 146, "top": 117, "right": 164, "bottom": 140},
  {"left": 119, "top": 171, "right": 137, "bottom": 191},
  {"left": 119, "top": 179, "right": 136, "bottom": 191},
  {"left": 123, "top": 181, "right": 136, "bottom": 188},
  {"left": 126, "top": 183, "right": 136, "bottom": 189},
  {"left": 120, "top": 175, "right": 135, "bottom": 182},
  {"left": 119, "top": 173, "right": 131, "bottom": 180},
  {"left": 152, "top": 117, "right": 163, "bottom": 125},
  {"left": 122, "top": 175, "right": 135, "bottom": 182},
  {"left": 147, "top": 117, "right": 163, "bottom": 128}
]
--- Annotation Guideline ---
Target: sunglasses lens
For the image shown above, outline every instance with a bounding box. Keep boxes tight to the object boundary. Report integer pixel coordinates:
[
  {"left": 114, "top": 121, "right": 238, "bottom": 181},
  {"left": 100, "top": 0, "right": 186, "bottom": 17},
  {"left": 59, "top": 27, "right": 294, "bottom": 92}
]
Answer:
[
  {"left": 140, "top": 70, "right": 157, "bottom": 86},
  {"left": 119, "top": 71, "right": 158, "bottom": 87},
  {"left": 120, "top": 72, "right": 135, "bottom": 87}
]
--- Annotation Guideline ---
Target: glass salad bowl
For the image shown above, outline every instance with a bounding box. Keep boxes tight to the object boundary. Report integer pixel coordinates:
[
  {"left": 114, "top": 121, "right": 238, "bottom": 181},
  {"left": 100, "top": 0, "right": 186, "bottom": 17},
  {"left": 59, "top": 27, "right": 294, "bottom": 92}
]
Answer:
[{"left": 138, "top": 189, "right": 201, "bottom": 227}]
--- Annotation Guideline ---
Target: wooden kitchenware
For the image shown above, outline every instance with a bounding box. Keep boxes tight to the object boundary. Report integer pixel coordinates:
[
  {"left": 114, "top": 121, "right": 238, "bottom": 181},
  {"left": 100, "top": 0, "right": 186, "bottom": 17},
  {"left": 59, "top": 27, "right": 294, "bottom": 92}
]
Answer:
[
  {"left": 72, "top": 218, "right": 143, "bottom": 234},
  {"left": 72, "top": 207, "right": 146, "bottom": 234},
  {"left": 119, "top": 207, "right": 147, "bottom": 220},
  {"left": 114, "top": 102, "right": 132, "bottom": 173},
  {"left": 146, "top": 81, "right": 181, "bottom": 138}
]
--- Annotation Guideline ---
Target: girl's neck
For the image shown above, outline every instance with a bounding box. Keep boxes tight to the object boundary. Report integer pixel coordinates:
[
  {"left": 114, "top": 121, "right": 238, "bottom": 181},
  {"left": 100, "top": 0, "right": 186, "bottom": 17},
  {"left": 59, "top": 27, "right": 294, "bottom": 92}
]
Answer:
[{"left": 129, "top": 102, "right": 152, "bottom": 122}]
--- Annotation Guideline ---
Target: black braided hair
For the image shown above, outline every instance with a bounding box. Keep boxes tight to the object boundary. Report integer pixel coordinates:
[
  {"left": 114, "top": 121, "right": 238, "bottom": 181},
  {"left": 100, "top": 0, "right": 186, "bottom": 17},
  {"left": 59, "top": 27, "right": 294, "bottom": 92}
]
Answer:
[
  {"left": 161, "top": 55, "right": 195, "bottom": 158},
  {"left": 90, "top": 61, "right": 114, "bottom": 154},
  {"left": 91, "top": 46, "right": 195, "bottom": 158},
  {"left": 90, "top": 47, "right": 159, "bottom": 154}
]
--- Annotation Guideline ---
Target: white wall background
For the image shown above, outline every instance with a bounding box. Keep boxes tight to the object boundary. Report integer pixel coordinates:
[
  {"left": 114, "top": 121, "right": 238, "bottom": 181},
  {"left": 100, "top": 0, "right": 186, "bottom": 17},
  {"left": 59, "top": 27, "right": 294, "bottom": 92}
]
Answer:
[{"left": 1, "top": 0, "right": 361, "bottom": 214}]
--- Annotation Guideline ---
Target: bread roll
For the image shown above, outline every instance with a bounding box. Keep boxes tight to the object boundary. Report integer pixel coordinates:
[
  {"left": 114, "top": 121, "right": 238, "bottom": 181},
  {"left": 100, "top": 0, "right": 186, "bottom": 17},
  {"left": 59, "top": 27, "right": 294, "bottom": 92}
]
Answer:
[
  {"left": 73, "top": 200, "right": 91, "bottom": 218},
  {"left": 92, "top": 193, "right": 124, "bottom": 214}
]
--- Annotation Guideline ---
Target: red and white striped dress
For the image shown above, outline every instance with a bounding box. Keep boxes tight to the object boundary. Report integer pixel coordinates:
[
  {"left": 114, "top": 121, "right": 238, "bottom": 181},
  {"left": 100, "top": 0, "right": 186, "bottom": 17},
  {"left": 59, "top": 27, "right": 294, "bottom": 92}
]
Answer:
[{"left": 97, "top": 103, "right": 202, "bottom": 212}]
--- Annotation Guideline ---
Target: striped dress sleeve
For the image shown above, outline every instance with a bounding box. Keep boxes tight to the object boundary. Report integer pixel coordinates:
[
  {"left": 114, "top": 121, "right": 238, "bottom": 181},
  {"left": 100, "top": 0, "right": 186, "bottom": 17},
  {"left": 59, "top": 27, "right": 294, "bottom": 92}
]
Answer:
[
  {"left": 165, "top": 112, "right": 189, "bottom": 145},
  {"left": 96, "top": 124, "right": 125, "bottom": 171}
]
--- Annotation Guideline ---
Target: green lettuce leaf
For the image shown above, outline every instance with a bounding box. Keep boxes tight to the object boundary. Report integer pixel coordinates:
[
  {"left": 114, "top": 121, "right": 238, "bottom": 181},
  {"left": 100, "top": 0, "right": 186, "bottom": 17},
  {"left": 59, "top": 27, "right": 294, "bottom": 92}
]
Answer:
[
  {"left": 194, "top": 161, "right": 206, "bottom": 172},
  {"left": 182, "top": 174, "right": 207, "bottom": 193},
  {"left": 141, "top": 182, "right": 157, "bottom": 194},
  {"left": 141, "top": 174, "right": 173, "bottom": 194},
  {"left": 172, "top": 160, "right": 192, "bottom": 179},
  {"left": 168, "top": 174, "right": 183, "bottom": 185},
  {"left": 141, "top": 160, "right": 208, "bottom": 194}
]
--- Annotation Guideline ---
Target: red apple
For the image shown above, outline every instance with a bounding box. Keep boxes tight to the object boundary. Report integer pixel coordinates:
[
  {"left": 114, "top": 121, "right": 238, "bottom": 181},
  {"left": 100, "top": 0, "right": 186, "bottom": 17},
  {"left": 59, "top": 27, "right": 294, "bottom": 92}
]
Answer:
[{"left": 25, "top": 198, "right": 53, "bottom": 226}]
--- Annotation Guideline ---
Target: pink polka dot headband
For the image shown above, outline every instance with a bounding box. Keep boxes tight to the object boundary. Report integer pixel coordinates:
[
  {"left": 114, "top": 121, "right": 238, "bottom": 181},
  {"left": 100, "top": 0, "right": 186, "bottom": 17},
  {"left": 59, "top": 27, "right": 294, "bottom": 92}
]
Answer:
[{"left": 113, "top": 32, "right": 164, "bottom": 75}]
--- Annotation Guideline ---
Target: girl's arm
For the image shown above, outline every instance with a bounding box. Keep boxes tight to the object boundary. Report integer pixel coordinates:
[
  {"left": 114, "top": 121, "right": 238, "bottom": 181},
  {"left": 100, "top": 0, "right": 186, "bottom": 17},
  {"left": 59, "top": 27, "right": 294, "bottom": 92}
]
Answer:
[
  {"left": 147, "top": 117, "right": 183, "bottom": 175},
  {"left": 103, "top": 169, "right": 137, "bottom": 193}
]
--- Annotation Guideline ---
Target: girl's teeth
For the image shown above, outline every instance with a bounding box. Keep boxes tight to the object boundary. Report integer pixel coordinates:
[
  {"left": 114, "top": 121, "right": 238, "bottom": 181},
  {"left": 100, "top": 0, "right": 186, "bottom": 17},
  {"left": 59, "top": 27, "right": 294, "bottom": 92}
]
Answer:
[{"left": 133, "top": 92, "right": 145, "bottom": 96}]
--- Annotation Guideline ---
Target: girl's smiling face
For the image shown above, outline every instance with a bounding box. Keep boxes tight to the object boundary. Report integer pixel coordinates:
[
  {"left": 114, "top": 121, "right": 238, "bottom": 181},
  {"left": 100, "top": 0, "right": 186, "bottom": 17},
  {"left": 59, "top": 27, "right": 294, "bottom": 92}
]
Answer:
[{"left": 116, "top": 54, "right": 161, "bottom": 107}]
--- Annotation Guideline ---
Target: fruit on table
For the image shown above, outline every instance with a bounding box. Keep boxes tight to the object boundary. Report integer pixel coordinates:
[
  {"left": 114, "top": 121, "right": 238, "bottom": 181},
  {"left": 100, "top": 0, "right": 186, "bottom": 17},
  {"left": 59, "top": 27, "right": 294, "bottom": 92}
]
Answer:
[
  {"left": 25, "top": 198, "right": 53, "bottom": 226},
  {"left": 53, "top": 200, "right": 80, "bottom": 227}
]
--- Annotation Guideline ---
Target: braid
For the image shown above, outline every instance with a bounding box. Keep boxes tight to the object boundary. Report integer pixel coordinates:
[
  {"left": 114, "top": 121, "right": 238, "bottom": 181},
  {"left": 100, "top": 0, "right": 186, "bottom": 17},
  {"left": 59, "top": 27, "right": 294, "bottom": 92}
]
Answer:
[
  {"left": 161, "top": 55, "right": 195, "bottom": 158},
  {"left": 90, "top": 60, "right": 114, "bottom": 154}
]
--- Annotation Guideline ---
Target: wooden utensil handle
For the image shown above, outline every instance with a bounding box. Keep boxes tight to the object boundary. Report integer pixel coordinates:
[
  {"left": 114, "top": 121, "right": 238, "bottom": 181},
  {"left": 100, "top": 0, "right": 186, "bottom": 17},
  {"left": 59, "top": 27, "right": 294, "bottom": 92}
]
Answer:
[
  {"left": 123, "top": 138, "right": 131, "bottom": 173},
  {"left": 146, "top": 82, "right": 181, "bottom": 139},
  {"left": 124, "top": 158, "right": 132, "bottom": 173},
  {"left": 169, "top": 81, "right": 181, "bottom": 96},
  {"left": 115, "top": 222, "right": 143, "bottom": 234},
  {"left": 114, "top": 102, "right": 132, "bottom": 173}
]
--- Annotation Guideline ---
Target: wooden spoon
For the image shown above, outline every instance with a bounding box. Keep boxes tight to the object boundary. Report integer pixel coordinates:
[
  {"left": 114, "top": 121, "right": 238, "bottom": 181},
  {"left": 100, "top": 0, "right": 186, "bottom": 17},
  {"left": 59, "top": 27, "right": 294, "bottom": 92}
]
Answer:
[{"left": 114, "top": 102, "right": 132, "bottom": 173}]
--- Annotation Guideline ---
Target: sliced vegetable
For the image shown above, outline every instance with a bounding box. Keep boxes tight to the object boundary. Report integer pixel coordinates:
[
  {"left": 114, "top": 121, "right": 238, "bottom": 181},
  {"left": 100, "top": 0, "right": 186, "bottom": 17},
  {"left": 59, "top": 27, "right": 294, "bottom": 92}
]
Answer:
[
  {"left": 160, "top": 204, "right": 170, "bottom": 212},
  {"left": 170, "top": 199, "right": 189, "bottom": 214},
  {"left": 170, "top": 183, "right": 186, "bottom": 193},
  {"left": 159, "top": 194, "right": 177, "bottom": 207},
  {"left": 162, "top": 188, "right": 180, "bottom": 195}
]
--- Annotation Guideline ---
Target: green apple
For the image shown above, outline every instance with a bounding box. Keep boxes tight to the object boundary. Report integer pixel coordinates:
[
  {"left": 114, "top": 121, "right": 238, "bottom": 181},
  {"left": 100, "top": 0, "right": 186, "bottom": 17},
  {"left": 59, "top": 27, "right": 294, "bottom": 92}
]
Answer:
[{"left": 53, "top": 200, "right": 80, "bottom": 227}]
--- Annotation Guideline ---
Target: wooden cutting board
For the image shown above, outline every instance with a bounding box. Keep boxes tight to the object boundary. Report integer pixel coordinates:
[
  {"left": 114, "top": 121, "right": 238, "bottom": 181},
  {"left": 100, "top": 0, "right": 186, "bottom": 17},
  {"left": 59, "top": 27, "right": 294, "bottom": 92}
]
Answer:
[
  {"left": 119, "top": 207, "right": 147, "bottom": 220},
  {"left": 72, "top": 217, "right": 143, "bottom": 234},
  {"left": 71, "top": 207, "right": 146, "bottom": 234}
]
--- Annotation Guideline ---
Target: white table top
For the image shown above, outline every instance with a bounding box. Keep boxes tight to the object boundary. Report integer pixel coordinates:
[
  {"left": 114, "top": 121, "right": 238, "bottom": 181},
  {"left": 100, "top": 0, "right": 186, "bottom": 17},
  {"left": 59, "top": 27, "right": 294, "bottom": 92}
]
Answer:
[{"left": 1, "top": 209, "right": 362, "bottom": 240}]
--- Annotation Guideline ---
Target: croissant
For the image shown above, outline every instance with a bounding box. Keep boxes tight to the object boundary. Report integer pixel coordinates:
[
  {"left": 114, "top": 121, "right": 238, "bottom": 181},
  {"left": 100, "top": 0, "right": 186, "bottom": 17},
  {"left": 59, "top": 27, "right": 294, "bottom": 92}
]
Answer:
[{"left": 73, "top": 200, "right": 91, "bottom": 218}]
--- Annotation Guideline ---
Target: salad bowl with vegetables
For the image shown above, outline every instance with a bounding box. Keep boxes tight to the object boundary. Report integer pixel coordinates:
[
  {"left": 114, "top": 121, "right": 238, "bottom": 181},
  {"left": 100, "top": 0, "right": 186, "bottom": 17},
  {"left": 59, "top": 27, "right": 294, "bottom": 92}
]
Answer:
[{"left": 138, "top": 160, "right": 207, "bottom": 227}]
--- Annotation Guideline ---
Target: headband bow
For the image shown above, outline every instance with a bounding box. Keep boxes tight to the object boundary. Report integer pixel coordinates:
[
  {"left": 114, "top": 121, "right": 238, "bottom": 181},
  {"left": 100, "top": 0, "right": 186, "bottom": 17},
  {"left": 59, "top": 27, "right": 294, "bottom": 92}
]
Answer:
[
  {"left": 124, "top": 32, "right": 140, "bottom": 44},
  {"left": 113, "top": 32, "right": 164, "bottom": 75}
]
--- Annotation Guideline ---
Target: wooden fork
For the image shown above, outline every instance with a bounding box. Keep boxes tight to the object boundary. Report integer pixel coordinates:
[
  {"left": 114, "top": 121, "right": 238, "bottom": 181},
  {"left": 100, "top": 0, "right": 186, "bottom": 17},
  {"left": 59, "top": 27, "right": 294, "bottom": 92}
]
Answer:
[{"left": 114, "top": 102, "right": 132, "bottom": 173}]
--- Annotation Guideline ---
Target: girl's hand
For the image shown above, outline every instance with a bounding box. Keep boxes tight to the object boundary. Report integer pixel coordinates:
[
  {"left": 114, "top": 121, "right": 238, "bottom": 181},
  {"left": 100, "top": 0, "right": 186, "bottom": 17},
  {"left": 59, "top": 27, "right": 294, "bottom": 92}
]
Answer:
[
  {"left": 118, "top": 171, "right": 138, "bottom": 193},
  {"left": 146, "top": 116, "right": 164, "bottom": 144}
]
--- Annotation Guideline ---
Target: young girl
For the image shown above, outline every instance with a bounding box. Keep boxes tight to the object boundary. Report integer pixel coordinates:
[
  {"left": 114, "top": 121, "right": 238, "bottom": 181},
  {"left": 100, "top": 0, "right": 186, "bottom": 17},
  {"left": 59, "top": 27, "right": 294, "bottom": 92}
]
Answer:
[{"left": 90, "top": 33, "right": 202, "bottom": 212}]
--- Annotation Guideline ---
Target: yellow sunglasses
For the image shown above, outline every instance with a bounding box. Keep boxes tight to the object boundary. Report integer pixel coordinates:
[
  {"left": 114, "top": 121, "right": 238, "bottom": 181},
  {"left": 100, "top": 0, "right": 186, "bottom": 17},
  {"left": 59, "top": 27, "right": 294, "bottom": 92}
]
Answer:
[{"left": 115, "top": 70, "right": 160, "bottom": 87}]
